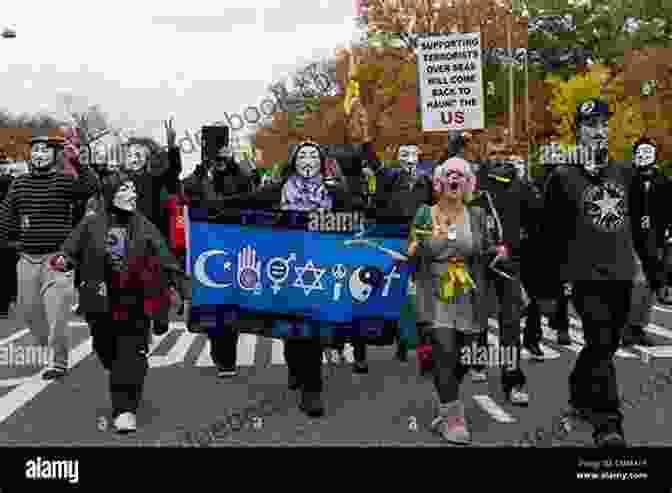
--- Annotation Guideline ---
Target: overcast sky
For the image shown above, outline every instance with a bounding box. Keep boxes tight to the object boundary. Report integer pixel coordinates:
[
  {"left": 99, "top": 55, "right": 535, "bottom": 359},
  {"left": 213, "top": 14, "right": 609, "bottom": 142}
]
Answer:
[{"left": 1, "top": 0, "right": 356, "bottom": 172}]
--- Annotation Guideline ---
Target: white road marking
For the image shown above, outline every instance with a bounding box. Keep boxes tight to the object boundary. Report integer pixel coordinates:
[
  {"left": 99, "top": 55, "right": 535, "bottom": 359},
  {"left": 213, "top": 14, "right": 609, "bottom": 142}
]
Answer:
[
  {"left": 487, "top": 318, "right": 560, "bottom": 359},
  {"left": 0, "top": 329, "right": 29, "bottom": 347},
  {"left": 645, "top": 323, "right": 672, "bottom": 341},
  {"left": 148, "top": 331, "right": 198, "bottom": 368},
  {"left": 195, "top": 340, "right": 214, "bottom": 367},
  {"left": 472, "top": 395, "right": 516, "bottom": 423},
  {"left": 236, "top": 334, "right": 258, "bottom": 367},
  {"left": 0, "top": 337, "right": 93, "bottom": 425},
  {"left": 270, "top": 338, "right": 285, "bottom": 365},
  {"left": 633, "top": 346, "right": 672, "bottom": 359},
  {"left": 653, "top": 304, "right": 672, "bottom": 313},
  {"left": 567, "top": 317, "right": 637, "bottom": 359}
]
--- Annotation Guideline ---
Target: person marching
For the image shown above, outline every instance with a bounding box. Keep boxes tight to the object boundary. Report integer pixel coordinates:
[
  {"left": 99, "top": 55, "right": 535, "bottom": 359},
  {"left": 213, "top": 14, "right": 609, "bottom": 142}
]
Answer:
[
  {"left": 0, "top": 129, "right": 99, "bottom": 379},
  {"left": 182, "top": 126, "right": 257, "bottom": 378},
  {"left": 274, "top": 140, "right": 352, "bottom": 417},
  {"left": 408, "top": 157, "right": 500, "bottom": 444},
  {"left": 370, "top": 142, "right": 434, "bottom": 362},
  {"left": 534, "top": 98, "right": 642, "bottom": 446},
  {"left": 472, "top": 154, "right": 540, "bottom": 404},
  {"left": 55, "top": 174, "right": 190, "bottom": 433},
  {"left": 625, "top": 137, "right": 669, "bottom": 347}
]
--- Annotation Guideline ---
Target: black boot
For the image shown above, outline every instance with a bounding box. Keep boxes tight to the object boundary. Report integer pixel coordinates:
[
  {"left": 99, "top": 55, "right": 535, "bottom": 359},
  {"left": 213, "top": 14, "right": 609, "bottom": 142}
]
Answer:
[{"left": 299, "top": 390, "right": 325, "bottom": 418}]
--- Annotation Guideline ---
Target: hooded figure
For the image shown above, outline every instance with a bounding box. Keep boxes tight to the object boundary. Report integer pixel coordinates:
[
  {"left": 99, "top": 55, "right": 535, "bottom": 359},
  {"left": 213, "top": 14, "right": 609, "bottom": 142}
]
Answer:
[{"left": 58, "top": 173, "right": 190, "bottom": 433}]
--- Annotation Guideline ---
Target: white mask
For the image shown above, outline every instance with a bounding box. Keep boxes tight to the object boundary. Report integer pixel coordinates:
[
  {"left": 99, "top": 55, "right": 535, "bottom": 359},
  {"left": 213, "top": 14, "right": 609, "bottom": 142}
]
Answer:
[
  {"left": 30, "top": 143, "right": 55, "bottom": 170},
  {"left": 113, "top": 181, "right": 137, "bottom": 211},
  {"left": 398, "top": 145, "right": 419, "bottom": 176},
  {"left": 295, "top": 146, "right": 321, "bottom": 179},
  {"left": 125, "top": 144, "right": 148, "bottom": 172},
  {"left": 634, "top": 143, "right": 656, "bottom": 169}
]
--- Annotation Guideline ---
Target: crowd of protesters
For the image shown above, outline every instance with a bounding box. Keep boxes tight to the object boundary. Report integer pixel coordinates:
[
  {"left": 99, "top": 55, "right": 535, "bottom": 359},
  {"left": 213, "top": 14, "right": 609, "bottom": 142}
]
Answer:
[{"left": 0, "top": 96, "right": 670, "bottom": 446}]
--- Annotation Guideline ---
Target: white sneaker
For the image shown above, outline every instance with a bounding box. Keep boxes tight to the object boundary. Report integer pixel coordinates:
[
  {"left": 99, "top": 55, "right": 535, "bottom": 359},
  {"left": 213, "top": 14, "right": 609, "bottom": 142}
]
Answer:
[{"left": 113, "top": 412, "right": 137, "bottom": 433}]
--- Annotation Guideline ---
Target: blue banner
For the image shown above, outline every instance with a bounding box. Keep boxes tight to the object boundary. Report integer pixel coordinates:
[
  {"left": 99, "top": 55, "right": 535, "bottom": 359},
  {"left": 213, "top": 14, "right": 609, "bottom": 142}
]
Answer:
[{"left": 188, "top": 210, "right": 411, "bottom": 326}]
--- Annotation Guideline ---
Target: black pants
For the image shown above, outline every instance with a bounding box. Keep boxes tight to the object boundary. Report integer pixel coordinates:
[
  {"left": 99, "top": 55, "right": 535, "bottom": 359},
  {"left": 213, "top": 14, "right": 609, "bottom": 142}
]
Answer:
[
  {"left": 551, "top": 288, "right": 570, "bottom": 332},
  {"left": 486, "top": 263, "right": 526, "bottom": 391},
  {"left": 88, "top": 315, "right": 150, "bottom": 417},
  {"left": 523, "top": 297, "right": 542, "bottom": 345},
  {"left": 284, "top": 338, "right": 323, "bottom": 393},
  {"left": 430, "top": 326, "right": 472, "bottom": 403},
  {"left": 569, "top": 281, "right": 630, "bottom": 430},
  {"left": 0, "top": 247, "right": 18, "bottom": 312},
  {"left": 209, "top": 328, "right": 239, "bottom": 370}
]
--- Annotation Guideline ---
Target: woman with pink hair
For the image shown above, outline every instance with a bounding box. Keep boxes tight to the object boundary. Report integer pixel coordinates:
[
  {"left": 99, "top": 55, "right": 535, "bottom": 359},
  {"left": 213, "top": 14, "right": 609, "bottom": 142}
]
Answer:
[{"left": 407, "top": 157, "right": 500, "bottom": 444}]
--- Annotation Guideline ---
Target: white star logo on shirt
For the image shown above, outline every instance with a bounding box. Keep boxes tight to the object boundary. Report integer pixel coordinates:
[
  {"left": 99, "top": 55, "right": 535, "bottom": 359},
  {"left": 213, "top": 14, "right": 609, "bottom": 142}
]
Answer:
[{"left": 592, "top": 188, "right": 622, "bottom": 221}]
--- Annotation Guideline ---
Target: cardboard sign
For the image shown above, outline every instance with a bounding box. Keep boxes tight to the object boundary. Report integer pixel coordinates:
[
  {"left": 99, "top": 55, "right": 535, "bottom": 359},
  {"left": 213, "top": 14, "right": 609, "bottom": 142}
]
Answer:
[{"left": 417, "top": 32, "right": 485, "bottom": 131}]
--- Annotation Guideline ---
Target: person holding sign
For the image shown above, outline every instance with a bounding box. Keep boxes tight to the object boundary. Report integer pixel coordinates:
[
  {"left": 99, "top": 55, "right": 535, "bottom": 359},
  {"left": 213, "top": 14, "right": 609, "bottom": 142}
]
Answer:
[
  {"left": 275, "top": 140, "right": 355, "bottom": 417},
  {"left": 407, "top": 157, "right": 499, "bottom": 444}
]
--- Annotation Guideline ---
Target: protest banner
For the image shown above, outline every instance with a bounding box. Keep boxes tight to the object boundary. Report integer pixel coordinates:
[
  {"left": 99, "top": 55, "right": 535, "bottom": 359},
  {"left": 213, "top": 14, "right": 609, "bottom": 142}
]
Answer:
[
  {"left": 417, "top": 32, "right": 485, "bottom": 132},
  {"left": 187, "top": 207, "right": 412, "bottom": 341}
]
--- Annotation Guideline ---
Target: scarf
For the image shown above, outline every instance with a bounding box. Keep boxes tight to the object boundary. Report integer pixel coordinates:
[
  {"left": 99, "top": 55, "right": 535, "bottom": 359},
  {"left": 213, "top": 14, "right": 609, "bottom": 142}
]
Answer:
[
  {"left": 438, "top": 258, "right": 476, "bottom": 303},
  {"left": 281, "top": 174, "right": 332, "bottom": 211}
]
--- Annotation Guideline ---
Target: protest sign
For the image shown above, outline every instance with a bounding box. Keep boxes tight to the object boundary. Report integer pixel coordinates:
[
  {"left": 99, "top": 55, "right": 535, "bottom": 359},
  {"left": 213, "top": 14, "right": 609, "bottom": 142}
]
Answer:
[
  {"left": 187, "top": 208, "right": 411, "bottom": 339},
  {"left": 417, "top": 32, "right": 485, "bottom": 131}
]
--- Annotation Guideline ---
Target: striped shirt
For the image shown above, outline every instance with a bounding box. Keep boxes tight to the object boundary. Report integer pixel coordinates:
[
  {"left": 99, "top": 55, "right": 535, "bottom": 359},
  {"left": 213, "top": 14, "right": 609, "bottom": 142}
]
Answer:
[{"left": 0, "top": 167, "right": 99, "bottom": 254}]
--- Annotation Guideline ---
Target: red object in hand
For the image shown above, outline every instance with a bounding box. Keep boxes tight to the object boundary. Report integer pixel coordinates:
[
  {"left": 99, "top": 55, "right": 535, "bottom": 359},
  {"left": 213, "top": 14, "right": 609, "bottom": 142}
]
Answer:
[
  {"left": 164, "top": 194, "right": 186, "bottom": 253},
  {"left": 49, "top": 255, "right": 69, "bottom": 272},
  {"left": 495, "top": 241, "right": 510, "bottom": 258},
  {"left": 416, "top": 343, "right": 434, "bottom": 374}
]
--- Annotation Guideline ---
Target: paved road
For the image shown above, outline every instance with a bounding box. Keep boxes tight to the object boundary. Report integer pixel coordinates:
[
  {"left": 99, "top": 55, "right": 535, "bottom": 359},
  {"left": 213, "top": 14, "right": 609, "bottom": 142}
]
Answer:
[{"left": 0, "top": 300, "right": 670, "bottom": 447}]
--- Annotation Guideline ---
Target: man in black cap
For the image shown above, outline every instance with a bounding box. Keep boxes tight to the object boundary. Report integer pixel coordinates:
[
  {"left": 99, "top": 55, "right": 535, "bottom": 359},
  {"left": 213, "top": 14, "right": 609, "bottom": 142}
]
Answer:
[
  {"left": 0, "top": 130, "right": 99, "bottom": 379},
  {"left": 182, "top": 125, "right": 257, "bottom": 378},
  {"left": 534, "top": 97, "right": 643, "bottom": 446},
  {"left": 626, "top": 136, "right": 670, "bottom": 346}
]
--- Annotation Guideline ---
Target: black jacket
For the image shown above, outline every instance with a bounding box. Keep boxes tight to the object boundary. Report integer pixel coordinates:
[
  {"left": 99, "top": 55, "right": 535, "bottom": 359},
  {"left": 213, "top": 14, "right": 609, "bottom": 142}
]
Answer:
[
  {"left": 182, "top": 163, "right": 256, "bottom": 208},
  {"left": 629, "top": 168, "right": 672, "bottom": 289},
  {"left": 534, "top": 161, "right": 637, "bottom": 297},
  {"left": 475, "top": 163, "right": 542, "bottom": 260},
  {"left": 373, "top": 168, "right": 433, "bottom": 221}
]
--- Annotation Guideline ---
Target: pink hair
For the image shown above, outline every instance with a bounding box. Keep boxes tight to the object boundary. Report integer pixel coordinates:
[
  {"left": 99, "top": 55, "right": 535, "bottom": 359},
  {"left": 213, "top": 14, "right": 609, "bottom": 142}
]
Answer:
[{"left": 432, "top": 157, "right": 476, "bottom": 195}]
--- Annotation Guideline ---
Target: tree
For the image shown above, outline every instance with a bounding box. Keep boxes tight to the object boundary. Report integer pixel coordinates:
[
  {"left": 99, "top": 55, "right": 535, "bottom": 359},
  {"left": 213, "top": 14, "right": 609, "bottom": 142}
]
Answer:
[
  {"left": 521, "top": 0, "right": 672, "bottom": 71},
  {"left": 58, "top": 92, "right": 115, "bottom": 152},
  {"left": 0, "top": 108, "right": 69, "bottom": 161}
]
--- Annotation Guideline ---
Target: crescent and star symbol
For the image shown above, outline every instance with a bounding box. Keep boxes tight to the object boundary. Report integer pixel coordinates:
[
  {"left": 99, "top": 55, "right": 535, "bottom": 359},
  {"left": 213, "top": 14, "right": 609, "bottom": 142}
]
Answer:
[{"left": 194, "top": 250, "right": 232, "bottom": 289}]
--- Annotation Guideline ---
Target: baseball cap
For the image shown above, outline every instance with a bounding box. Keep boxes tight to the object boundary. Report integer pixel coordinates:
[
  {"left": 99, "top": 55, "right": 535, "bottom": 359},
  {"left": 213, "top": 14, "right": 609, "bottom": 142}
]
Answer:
[{"left": 575, "top": 98, "right": 613, "bottom": 124}]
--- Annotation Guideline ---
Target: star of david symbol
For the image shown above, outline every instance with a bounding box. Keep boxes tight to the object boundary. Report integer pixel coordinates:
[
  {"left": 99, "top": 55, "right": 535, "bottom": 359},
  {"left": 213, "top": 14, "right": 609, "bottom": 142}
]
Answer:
[{"left": 293, "top": 260, "right": 326, "bottom": 295}]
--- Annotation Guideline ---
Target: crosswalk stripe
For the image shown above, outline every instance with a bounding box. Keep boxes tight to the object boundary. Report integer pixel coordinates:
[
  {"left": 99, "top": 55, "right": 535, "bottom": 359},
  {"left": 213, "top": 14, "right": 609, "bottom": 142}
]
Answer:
[
  {"left": 487, "top": 318, "right": 560, "bottom": 359},
  {"left": 271, "top": 339, "right": 285, "bottom": 365},
  {"left": 633, "top": 346, "right": 672, "bottom": 358},
  {"left": 148, "top": 331, "right": 198, "bottom": 368},
  {"left": 472, "top": 395, "right": 516, "bottom": 423},
  {"left": 0, "top": 337, "right": 93, "bottom": 424},
  {"left": 237, "top": 334, "right": 258, "bottom": 367},
  {"left": 0, "top": 329, "right": 29, "bottom": 347},
  {"left": 195, "top": 340, "right": 214, "bottom": 367},
  {"left": 644, "top": 323, "right": 672, "bottom": 340},
  {"left": 566, "top": 317, "right": 637, "bottom": 359}
]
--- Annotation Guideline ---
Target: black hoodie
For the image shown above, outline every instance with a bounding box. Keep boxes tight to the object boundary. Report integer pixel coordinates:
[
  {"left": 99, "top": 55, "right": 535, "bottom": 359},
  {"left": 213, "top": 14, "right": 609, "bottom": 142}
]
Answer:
[{"left": 475, "top": 162, "right": 541, "bottom": 259}]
